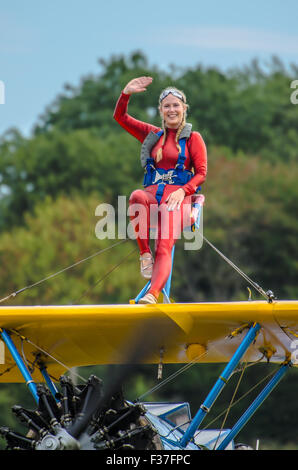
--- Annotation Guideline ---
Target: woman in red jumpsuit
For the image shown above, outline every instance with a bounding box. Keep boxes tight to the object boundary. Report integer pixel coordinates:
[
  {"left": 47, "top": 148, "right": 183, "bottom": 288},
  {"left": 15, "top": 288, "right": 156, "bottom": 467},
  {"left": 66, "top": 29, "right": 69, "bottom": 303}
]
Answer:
[{"left": 113, "top": 76, "right": 207, "bottom": 304}]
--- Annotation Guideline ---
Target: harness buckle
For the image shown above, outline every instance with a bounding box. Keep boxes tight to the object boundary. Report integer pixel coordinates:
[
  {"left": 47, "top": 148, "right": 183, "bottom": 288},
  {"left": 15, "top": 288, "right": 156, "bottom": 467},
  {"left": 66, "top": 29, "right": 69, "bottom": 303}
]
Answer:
[
  {"left": 152, "top": 170, "right": 176, "bottom": 185},
  {"left": 175, "top": 163, "right": 185, "bottom": 171}
]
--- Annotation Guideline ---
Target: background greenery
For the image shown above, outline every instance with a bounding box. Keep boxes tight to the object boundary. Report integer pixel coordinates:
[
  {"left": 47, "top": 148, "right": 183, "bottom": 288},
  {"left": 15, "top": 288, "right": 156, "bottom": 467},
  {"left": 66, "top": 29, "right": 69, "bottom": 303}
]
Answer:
[{"left": 0, "top": 51, "right": 298, "bottom": 450}]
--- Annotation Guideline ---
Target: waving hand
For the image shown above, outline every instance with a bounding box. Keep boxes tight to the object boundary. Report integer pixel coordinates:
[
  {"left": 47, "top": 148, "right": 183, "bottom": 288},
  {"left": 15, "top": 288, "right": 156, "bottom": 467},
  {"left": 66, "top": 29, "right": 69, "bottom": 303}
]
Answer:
[{"left": 123, "top": 76, "right": 153, "bottom": 95}]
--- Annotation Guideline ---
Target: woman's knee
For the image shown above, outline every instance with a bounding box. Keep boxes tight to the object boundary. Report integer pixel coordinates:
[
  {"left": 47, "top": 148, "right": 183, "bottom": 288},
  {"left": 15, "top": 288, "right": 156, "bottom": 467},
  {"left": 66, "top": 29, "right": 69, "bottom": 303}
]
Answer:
[{"left": 129, "top": 189, "right": 148, "bottom": 205}]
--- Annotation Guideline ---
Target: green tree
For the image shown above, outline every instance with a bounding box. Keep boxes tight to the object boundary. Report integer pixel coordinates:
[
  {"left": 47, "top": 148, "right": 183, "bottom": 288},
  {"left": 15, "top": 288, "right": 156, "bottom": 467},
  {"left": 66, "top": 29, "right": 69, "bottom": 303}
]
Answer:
[{"left": 0, "top": 129, "right": 142, "bottom": 230}]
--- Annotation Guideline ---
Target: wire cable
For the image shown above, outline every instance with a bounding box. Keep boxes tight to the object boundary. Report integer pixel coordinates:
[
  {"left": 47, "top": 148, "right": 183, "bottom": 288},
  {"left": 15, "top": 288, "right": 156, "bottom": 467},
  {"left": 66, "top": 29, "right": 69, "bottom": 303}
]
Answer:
[
  {"left": 212, "top": 361, "right": 247, "bottom": 449},
  {"left": 135, "top": 348, "right": 209, "bottom": 402},
  {"left": 71, "top": 246, "right": 137, "bottom": 304},
  {"left": 197, "top": 364, "right": 279, "bottom": 435},
  {"left": 203, "top": 235, "right": 273, "bottom": 301},
  {"left": 10, "top": 329, "right": 87, "bottom": 383},
  {"left": 0, "top": 239, "right": 129, "bottom": 304}
]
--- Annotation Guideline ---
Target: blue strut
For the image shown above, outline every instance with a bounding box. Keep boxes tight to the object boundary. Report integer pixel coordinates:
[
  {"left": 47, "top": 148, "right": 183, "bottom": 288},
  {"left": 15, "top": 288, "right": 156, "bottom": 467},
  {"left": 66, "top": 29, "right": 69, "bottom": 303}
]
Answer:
[
  {"left": 134, "top": 246, "right": 175, "bottom": 303},
  {"left": 40, "top": 366, "right": 60, "bottom": 403},
  {"left": 180, "top": 322, "right": 261, "bottom": 448},
  {"left": 217, "top": 360, "right": 291, "bottom": 450},
  {"left": 0, "top": 329, "right": 39, "bottom": 403},
  {"left": 134, "top": 281, "right": 151, "bottom": 303}
]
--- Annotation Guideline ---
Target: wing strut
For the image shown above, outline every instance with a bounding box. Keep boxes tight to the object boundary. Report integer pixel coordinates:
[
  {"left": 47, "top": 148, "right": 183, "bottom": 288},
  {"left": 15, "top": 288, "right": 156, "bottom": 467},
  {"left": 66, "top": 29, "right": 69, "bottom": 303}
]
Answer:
[
  {"left": 217, "top": 360, "right": 291, "bottom": 450},
  {"left": 180, "top": 322, "right": 261, "bottom": 448},
  {"left": 0, "top": 329, "right": 39, "bottom": 403}
]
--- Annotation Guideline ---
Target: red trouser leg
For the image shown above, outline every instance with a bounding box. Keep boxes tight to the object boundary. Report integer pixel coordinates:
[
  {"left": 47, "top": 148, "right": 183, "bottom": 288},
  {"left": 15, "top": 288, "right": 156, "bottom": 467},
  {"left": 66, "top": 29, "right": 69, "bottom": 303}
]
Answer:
[
  {"left": 128, "top": 189, "right": 157, "bottom": 256},
  {"left": 149, "top": 221, "right": 176, "bottom": 299},
  {"left": 129, "top": 186, "right": 193, "bottom": 300}
]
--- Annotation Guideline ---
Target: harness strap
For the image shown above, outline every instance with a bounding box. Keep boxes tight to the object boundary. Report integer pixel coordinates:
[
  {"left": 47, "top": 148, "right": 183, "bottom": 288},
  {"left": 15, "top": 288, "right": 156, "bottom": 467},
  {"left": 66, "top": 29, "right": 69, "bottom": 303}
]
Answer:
[
  {"left": 175, "top": 137, "right": 187, "bottom": 175},
  {"left": 155, "top": 131, "right": 166, "bottom": 205},
  {"left": 144, "top": 130, "right": 191, "bottom": 205}
]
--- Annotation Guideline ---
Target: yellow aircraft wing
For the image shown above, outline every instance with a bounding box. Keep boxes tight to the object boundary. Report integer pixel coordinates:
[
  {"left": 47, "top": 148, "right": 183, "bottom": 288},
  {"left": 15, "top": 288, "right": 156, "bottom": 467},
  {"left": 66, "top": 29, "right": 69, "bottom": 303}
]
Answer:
[{"left": 0, "top": 300, "right": 297, "bottom": 383}]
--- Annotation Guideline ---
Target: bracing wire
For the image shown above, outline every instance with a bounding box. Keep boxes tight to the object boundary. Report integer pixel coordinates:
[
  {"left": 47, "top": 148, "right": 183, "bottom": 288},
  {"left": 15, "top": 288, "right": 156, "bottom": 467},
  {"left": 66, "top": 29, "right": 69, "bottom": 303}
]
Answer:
[
  {"left": 202, "top": 235, "right": 272, "bottom": 301},
  {"left": 71, "top": 246, "right": 137, "bottom": 304},
  {"left": 212, "top": 361, "right": 247, "bottom": 449},
  {"left": 135, "top": 348, "right": 209, "bottom": 402},
  {"left": 11, "top": 329, "right": 87, "bottom": 383},
  {"left": 0, "top": 239, "right": 129, "bottom": 304},
  {"left": 197, "top": 364, "right": 280, "bottom": 435},
  {"left": 0, "top": 229, "right": 272, "bottom": 306}
]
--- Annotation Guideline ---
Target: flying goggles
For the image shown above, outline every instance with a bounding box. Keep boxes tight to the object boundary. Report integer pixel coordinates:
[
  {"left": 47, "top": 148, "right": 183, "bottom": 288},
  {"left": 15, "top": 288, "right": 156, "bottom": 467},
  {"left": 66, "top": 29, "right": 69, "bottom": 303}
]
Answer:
[{"left": 159, "top": 88, "right": 185, "bottom": 103}]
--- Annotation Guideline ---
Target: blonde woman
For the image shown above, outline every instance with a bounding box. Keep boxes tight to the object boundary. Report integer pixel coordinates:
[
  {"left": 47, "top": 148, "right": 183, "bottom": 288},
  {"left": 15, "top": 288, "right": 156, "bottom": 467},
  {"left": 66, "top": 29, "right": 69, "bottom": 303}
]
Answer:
[{"left": 113, "top": 76, "right": 207, "bottom": 304}]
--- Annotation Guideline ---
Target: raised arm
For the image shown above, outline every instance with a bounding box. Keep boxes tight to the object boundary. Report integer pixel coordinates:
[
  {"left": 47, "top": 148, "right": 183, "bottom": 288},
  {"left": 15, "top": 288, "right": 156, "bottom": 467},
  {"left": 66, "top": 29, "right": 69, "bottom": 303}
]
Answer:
[{"left": 113, "top": 77, "right": 160, "bottom": 143}]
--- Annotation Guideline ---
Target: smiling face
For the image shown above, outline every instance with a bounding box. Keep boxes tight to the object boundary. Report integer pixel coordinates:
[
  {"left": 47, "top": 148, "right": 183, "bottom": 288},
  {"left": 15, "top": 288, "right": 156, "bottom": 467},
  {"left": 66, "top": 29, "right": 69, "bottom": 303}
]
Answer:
[{"left": 159, "top": 93, "right": 187, "bottom": 129}]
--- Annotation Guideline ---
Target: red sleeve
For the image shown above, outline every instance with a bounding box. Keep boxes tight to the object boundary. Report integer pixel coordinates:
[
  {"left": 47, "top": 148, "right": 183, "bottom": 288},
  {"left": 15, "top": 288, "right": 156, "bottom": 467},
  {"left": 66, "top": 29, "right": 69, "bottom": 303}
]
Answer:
[
  {"left": 183, "top": 131, "right": 207, "bottom": 196},
  {"left": 113, "top": 92, "right": 160, "bottom": 143}
]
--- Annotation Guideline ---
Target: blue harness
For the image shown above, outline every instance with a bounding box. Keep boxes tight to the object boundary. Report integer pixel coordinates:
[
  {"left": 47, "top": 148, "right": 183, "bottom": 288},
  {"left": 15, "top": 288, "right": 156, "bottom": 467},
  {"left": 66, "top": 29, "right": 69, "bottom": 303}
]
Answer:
[{"left": 143, "top": 130, "right": 194, "bottom": 204}]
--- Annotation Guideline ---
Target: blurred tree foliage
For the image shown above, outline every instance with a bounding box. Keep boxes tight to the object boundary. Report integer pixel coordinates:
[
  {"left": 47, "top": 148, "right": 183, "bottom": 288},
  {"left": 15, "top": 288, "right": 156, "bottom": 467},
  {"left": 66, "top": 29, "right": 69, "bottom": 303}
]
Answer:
[
  {"left": 0, "top": 51, "right": 298, "bottom": 448},
  {"left": 0, "top": 193, "right": 141, "bottom": 306}
]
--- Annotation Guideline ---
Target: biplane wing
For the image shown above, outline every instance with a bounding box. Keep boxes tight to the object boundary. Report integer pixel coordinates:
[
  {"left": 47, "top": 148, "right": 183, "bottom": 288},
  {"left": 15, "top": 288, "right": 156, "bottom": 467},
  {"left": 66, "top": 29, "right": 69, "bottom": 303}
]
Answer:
[{"left": 0, "top": 300, "right": 298, "bottom": 383}]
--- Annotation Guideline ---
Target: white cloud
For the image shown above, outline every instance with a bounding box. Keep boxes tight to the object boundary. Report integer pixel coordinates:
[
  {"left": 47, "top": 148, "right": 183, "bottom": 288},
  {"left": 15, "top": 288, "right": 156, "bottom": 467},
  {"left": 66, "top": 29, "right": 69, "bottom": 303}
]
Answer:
[
  {"left": 0, "top": 14, "right": 36, "bottom": 54},
  {"left": 163, "top": 27, "right": 298, "bottom": 54}
]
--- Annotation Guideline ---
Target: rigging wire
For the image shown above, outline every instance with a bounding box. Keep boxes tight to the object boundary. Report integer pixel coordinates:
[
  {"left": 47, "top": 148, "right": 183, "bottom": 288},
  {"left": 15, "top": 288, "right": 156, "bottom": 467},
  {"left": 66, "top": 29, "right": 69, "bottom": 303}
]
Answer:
[
  {"left": 0, "top": 227, "right": 273, "bottom": 306},
  {"left": 197, "top": 364, "right": 280, "bottom": 435},
  {"left": 135, "top": 348, "right": 209, "bottom": 402},
  {"left": 135, "top": 331, "right": 265, "bottom": 404},
  {"left": 212, "top": 360, "right": 247, "bottom": 449},
  {"left": 0, "top": 239, "right": 129, "bottom": 305},
  {"left": 162, "top": 360, "right": 265, "bottom": 439},
  {"left": 202, "top": 235, "right": 274, "bottom": 302},
  {"left": 71, "top": 246, "right": 137, "bottom": 304},
  {"left": 10, "top": 329, "right": 87, "bottom": 383}
]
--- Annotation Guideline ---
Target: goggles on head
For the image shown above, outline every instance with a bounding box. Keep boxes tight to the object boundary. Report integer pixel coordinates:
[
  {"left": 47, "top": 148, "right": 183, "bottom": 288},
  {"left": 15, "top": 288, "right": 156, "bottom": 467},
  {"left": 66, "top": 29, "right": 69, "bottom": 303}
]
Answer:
[{"left": 159, "top": 89, "right": 185, "bottom": 103}]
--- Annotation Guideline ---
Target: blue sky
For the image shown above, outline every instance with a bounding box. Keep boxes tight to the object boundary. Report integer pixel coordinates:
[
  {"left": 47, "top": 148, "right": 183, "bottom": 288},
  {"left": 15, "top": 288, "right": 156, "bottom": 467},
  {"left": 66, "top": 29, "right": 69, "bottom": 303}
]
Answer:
[{"left": 1, "top": 0, "right": 298, "bottom": 136}]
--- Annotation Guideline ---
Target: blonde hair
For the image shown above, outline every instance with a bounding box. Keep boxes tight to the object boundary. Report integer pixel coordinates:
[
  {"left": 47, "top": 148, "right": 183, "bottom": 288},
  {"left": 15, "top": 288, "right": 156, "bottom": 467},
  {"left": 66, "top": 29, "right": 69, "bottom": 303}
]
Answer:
[{"left": 156, "top": 86, "right": 188, "bottom": 163}]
